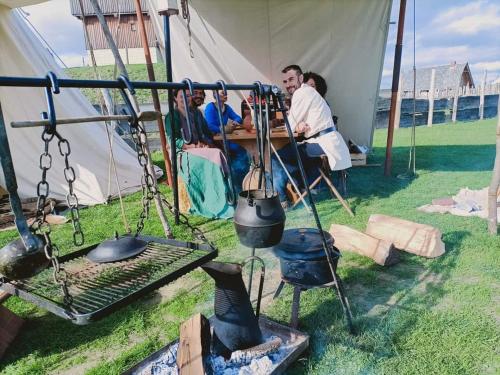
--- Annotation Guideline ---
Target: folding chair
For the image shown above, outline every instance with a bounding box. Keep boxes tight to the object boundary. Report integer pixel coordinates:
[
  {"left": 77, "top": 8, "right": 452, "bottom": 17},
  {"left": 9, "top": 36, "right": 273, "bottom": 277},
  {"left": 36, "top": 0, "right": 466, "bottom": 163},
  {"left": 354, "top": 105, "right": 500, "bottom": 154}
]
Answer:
[{"left": 292, "top": 155, "right": 354, "bottom": 217}]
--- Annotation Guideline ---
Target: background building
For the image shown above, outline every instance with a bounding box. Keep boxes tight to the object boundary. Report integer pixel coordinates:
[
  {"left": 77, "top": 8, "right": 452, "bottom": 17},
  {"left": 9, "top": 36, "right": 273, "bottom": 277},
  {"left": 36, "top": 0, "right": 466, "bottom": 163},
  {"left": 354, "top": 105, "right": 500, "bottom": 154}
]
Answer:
[{"left": 70, "top": 0, "right": 161, "bottom": 66}]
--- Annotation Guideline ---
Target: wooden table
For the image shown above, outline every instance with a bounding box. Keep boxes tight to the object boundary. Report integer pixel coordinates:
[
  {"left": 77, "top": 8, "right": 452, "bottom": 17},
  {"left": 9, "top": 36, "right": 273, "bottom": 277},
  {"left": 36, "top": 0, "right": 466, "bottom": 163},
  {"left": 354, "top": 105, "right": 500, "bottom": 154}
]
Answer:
[{"left": 213, "top": 128, "right": 294, "bottom": 166}]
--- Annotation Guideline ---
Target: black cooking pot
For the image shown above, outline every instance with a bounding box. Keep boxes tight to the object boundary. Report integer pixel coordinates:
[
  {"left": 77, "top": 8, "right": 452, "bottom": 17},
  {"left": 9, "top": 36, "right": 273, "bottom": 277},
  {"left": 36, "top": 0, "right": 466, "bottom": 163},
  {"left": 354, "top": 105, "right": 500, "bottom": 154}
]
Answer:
[
  {"left": 0, "top": 235, "right": 49, "bottom": 280},
  {"left": 272, "top": 228, "right": 338, "bottom": 286},
  {"left": 234, "top": 190, "right": 285, "bottom": 248}
]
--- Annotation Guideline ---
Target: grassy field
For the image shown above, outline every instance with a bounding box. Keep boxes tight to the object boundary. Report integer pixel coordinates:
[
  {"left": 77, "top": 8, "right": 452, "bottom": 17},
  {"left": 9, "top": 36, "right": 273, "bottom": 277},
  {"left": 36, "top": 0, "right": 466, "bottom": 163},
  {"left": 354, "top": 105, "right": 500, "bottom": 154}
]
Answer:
[
  {"left": 65, "top": 64, "right": 168, "bottom": 105},
  {"left": 1, "top": 118, "right": 499, "bottom": 374}
]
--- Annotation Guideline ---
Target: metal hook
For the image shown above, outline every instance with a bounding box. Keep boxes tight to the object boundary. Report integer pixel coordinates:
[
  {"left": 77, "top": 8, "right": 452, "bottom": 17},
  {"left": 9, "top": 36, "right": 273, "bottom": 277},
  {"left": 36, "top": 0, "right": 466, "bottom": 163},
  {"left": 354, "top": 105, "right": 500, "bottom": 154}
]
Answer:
[
  {"left": 117, "top": 75, "right": 138, "bottom": 125},
  {"left": 213, "top": 80, "right": 236, "bottom": 205},
  {"left": 180, "top": 78, "right": 194, "bottom": 144},
  {"left": 242, "top": 255, "right": 265, "bottom": 318},
  {"left": 43, "top": 71, "right": 60, "bottom": 134},
  {"left": 253, "top": 81, "right": 266, "bottom": 191}
]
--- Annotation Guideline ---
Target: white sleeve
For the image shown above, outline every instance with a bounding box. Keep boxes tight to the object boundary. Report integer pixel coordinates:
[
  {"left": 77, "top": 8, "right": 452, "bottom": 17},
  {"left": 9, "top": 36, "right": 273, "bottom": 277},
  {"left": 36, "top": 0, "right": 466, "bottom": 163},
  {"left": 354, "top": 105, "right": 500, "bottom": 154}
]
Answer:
[{"left": 288, "top": 89, "right": 309, "bottom": 131}]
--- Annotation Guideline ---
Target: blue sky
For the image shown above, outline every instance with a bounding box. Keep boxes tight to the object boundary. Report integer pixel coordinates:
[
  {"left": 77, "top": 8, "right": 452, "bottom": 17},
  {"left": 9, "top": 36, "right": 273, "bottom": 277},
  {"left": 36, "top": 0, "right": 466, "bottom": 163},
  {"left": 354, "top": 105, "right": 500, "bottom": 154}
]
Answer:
[{"left": 23, "top": 0, "right": 500, "bottom": 87}]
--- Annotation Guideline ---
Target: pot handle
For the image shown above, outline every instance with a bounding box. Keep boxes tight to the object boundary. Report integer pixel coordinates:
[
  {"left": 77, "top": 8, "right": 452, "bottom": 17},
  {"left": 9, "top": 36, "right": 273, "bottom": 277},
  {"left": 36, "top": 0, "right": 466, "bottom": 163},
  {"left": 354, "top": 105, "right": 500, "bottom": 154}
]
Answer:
[{"left": 242, "top": 256, "right": 265, "bottom": 318}]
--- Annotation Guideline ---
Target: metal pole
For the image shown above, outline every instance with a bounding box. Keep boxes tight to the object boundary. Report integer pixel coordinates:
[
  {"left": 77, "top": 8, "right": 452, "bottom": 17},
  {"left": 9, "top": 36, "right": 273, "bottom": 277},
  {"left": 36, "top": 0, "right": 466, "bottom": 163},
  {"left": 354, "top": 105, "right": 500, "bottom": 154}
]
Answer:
[
  {"left": 133, "top": 0, "right": 173, "bottom": 187},
  {"left": 0, "top": 102, "right": 41, "bottom": 252},
  {"left": 384, "top": 0, "right": 407, "bottom": 176},
  {"left": 160, "top": 8, "right": 180, "bottom": 224}
]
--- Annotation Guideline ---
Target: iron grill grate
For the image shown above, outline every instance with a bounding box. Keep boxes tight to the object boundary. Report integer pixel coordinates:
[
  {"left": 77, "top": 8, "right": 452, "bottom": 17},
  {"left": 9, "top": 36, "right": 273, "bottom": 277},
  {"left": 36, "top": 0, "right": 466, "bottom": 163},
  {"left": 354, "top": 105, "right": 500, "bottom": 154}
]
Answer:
[{"left": 0, "top": 236, "right": 217, "bottom": 324}]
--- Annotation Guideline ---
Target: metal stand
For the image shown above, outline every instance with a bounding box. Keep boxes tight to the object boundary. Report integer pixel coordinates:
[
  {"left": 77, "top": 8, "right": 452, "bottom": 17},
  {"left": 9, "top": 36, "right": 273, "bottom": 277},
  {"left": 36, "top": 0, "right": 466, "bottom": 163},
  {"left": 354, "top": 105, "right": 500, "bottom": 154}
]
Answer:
[
  {"left": 273, "top": 276, "right": 354, "bottom": 334},
  {"left": 247, "top": 247, "right": 256, "bottom": 298}
]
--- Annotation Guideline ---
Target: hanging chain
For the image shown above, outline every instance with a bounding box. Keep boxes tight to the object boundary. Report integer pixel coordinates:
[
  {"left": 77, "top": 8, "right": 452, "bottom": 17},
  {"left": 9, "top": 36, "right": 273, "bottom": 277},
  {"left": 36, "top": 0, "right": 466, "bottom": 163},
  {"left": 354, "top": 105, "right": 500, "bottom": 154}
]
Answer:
[
  {"left": 56, "top": 132, "right": 84, "bottom": 246},
  {"left": 181, "top": 0, "right": 194, "bottom": 58},
  {"left": 127, "top": 117, "right": 155, "bottom": 235},
  {"left": 32, "top": 126, "right": 74, "bottom": 309},
  {"left": 159, "top": 194, "right": 216, "bottom": 250},
  {"left": 125, "top": 110, "right": 215, "bottom": 250}
]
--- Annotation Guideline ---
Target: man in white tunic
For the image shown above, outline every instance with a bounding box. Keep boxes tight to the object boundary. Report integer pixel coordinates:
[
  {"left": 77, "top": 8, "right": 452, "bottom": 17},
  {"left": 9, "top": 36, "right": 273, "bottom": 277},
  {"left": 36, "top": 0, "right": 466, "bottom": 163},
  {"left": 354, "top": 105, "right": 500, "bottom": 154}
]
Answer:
[{"left": 271, "top": 65, "right": 351, "bottom": 206}]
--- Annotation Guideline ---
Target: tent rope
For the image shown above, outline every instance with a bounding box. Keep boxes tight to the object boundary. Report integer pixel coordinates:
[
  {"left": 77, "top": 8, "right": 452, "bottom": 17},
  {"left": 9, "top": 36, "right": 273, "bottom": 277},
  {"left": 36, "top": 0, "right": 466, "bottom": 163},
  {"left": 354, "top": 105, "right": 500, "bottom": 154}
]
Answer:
[
  {"left": 181, "top": 0, "right": 194, "bottom": 58},
  {"left": 77, "top": 0, "right": 131, "bottom": 232}
]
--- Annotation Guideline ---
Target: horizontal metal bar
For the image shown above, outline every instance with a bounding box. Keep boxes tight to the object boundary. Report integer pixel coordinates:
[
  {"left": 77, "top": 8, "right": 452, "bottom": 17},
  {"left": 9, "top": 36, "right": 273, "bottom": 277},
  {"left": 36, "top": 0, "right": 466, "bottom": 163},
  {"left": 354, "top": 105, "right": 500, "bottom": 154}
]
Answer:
[
  {"left": 10, "top": 111, "right": 161, "bottom": 129},
  {"left": 0, "top": 76, "right": 264, "bottom": 92}
]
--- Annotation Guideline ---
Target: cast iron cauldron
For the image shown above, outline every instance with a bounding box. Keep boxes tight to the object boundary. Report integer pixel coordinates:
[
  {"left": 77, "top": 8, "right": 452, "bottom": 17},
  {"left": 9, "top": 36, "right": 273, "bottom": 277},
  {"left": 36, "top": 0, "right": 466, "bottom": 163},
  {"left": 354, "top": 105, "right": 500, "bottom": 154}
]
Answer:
[
  {"left": 234, "top": 190, "right": 285, "bottom": 248},
  {"left": 272, "top": 228, "right": 339, "bottom": 286},
  {"left": 0, "top": 235, "right": 49, "bottom": 280}
]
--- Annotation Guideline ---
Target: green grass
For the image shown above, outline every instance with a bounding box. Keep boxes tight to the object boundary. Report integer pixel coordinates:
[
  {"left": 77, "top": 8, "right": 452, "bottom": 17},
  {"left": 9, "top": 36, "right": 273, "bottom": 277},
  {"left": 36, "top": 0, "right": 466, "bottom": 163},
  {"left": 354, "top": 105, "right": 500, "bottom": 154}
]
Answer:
[
  {"left": 65, "top": 64, "right": 169, "bottom": 105},
  {"left": 1, "top": 119, "right": 499, "bottom": 374}
]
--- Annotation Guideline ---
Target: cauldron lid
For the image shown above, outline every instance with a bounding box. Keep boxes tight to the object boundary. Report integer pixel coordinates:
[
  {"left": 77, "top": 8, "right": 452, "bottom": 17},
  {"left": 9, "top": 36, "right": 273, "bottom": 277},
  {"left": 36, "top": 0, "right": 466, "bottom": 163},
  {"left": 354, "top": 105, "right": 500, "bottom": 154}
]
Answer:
[
  {"left": 273, "top": 228, "right": 333, "bottom": 256},
  {"left": 87, "top": 233, "right": 148, "bottom": 263}
]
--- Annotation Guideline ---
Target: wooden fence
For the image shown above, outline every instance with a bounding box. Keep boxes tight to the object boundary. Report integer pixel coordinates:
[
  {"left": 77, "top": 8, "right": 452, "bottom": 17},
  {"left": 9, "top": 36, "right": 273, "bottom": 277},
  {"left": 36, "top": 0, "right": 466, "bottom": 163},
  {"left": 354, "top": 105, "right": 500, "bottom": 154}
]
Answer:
[{"left": 376, "top": 80, "right": 500, "bottom": 129}]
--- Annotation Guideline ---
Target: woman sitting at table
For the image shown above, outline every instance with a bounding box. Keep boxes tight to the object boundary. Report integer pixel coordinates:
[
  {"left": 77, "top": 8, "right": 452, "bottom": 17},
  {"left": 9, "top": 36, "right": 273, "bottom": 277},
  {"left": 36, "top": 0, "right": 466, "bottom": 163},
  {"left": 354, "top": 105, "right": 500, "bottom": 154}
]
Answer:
[
  {"left": 205, "top": 90, "right": 250, "bottom": 191},
  {"left": 165, "top": 89, "right": 234, "bottom": 219}
]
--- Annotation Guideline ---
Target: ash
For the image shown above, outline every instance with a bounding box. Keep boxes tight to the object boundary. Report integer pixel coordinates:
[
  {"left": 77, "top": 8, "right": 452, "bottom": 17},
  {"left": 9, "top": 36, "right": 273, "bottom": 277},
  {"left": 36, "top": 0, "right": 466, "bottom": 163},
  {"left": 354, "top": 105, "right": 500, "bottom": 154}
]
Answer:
[{"left": 137, "top": 335, "right": 293, "bottom": 375}]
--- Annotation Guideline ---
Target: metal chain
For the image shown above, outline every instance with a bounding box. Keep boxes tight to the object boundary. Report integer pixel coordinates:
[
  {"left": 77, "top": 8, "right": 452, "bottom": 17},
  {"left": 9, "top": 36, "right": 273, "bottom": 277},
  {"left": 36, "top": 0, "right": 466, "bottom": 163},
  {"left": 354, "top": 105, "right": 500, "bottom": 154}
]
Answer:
[
  {"left": 124, "top": 101, "right": 215, "bottom": 249},
  {"left": 159, "top": 194, "right": 216, "bottom": 250},
  {"left": 32, "top": 127, "right": 74, "bottom": 309},
  {"left": 127, "top": 118, "right": 155, "bottom": 235},
  {"left": 56, "top": 132, "right": 84, "bottom": 246},
  {"left": 181, "top": 0, "right": 194, "bottom": 58}
]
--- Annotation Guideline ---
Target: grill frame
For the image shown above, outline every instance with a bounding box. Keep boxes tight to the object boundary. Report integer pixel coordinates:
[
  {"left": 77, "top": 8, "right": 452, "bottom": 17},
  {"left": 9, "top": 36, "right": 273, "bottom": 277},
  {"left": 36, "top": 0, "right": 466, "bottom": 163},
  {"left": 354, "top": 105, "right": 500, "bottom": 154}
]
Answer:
[{"left": 0, "top": 235, "right": 217, "bottom": 325}]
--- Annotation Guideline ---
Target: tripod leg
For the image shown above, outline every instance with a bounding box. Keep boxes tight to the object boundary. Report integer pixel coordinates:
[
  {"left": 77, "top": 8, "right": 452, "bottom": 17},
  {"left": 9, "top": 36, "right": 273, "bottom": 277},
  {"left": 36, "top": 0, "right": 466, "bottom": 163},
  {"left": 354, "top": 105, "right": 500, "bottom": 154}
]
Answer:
[
  {"left": 331, "top": 272, "right": 355, "bottom": 334},
  {"left": 273, "top": 280, "right": 285, "bottom": 300},
  {"left": 290, "top": 286, "right": 301, "bottom": 329}
]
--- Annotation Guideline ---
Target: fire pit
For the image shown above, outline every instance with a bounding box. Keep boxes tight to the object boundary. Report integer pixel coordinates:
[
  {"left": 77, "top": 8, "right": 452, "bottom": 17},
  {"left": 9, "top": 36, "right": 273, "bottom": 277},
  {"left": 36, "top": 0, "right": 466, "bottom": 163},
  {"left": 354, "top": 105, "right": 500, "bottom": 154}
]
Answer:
[{"left": 123, "top": 317, "right": 309, "bottom": 375}]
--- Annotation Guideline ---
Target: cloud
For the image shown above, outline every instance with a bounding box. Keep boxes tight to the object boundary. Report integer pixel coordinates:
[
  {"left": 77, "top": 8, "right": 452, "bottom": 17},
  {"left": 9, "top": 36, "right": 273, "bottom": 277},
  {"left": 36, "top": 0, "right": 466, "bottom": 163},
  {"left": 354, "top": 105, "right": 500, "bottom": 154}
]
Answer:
[
  {"left": 23, "top": 0, "right": 86, "bottom": 56},
  {"left": 382, "top": 68, "right": 393, "bottom": 77},
  {"left": 432, "top": 1, "right": 500, "bottom": 35},
  {"left": 471, "top": 61, "right": 500, "bottom": 72}
]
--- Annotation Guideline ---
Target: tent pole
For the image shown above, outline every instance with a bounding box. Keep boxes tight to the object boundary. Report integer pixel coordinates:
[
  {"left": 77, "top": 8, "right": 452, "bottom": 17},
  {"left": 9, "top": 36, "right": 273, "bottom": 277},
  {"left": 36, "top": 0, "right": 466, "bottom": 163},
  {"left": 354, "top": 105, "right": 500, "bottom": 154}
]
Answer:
[
  {"left": 384, "top": 0, "right": 407, "bottom": 176},
  {"left": 159, "top": 6, "right": 180, "bottom": 225},
  {"left": 89, "top": 0, "right": 173, "bottom": 238},
  {"left": 0, "top": 102, "right": 40, "bottom": 251},
  {"left": 133, "top": 0, "right": 173, "bottom": 188}
]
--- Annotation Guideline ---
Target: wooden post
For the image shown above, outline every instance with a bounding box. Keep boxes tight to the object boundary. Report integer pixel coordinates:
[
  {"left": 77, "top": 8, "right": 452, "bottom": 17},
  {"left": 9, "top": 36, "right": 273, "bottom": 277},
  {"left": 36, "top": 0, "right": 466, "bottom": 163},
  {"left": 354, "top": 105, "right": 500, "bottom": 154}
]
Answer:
[
  {"left": 452, "top": 86, "right": 459, "bottom": 123},
  {"left": 89, "top": 0, "right": 172, "bottom": 238},
  {"left": 133, "top": 0, "right": 173, "bottom": 187},
  {"left": 488, "top": 94, "right": 500, "bottom": 235},
  {"left": 480, "top": 70, "right": 487, "bottom": 120},
  {"left": 427, "top": 68, "right": 436, "bottom": 127},
  {"left": 395, "top": 75, "right": 403, "bottom": 130},
  {"left": 384, "top": 0, "right": 407, "bottom": 176}
]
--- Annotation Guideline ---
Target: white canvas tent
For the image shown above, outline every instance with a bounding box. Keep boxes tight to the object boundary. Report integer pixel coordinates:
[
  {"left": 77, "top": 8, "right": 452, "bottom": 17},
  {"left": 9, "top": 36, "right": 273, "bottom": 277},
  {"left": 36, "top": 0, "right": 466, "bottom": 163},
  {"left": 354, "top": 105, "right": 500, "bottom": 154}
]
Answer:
[
  {"left": 148, "top": 0, "right": 392, "bottom": 148},
  {"left": 0, "top": 1, "right": 142, "bottom": 205}
]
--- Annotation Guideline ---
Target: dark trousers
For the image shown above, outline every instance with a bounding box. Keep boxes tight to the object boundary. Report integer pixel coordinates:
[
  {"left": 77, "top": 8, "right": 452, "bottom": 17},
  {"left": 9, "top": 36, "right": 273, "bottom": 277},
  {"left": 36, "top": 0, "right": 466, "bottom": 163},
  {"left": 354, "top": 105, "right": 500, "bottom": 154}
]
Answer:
[{"left": 271, "top": 142, "right": 324, "bottom": 202}]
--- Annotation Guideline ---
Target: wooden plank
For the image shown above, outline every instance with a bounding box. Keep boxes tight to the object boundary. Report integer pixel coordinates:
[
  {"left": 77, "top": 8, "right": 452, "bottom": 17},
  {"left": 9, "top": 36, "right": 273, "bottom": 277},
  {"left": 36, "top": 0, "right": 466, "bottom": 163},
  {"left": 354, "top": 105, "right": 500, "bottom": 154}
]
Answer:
[
  {"left": 365, "top": 214, "right": 445, "bottom": 258},
  {"left": 329, "top": 224, "right": 400, "bottom": 266},
  {"left": 350, "top": 153, "right": 366, "bottom": 166},
  {"left": 0, "top": 306, "right": 24, "bottom": 360},
  {"left": 479, "top": 70, "right": 487, "bottom": 120},
  {"left": 452, "top": 87, "right": 459, "bottom": 123},
  {"left": 177, "top": 313, "right": 210, "bottom": 375}
]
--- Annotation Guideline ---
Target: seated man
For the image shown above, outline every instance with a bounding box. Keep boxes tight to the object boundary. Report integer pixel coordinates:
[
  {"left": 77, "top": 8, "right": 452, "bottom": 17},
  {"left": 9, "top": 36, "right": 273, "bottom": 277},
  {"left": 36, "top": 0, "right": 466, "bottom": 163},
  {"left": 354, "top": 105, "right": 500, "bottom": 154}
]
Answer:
[
  {"left": 165, "top": 88, "right": 234, "bottom": 219},
  {"left": 272, "top": 65, "right": 351, "bottom": 208},
  {"left": 205, "top": 90, "right": 250, "bottom": 191}
]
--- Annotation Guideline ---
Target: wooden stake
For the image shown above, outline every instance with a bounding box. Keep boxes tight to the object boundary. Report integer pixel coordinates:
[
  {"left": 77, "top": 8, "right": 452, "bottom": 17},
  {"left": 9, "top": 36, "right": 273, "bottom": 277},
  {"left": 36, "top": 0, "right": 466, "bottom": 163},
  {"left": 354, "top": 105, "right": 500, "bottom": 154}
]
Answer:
[
  {"left": 488, "top": 94, "right": 500, "bottom": 234},
  {"left": 427, "top": 68, "right": 436, "bottom": 127},
  {"left": 452, "top": 86, "right": 459, "bottom": 123},
  {"left": 133, "top": 0, "right": 173, "bottom": 187},
  {"left": 479, "top": 69, "right": 487, "bottom": 120}
]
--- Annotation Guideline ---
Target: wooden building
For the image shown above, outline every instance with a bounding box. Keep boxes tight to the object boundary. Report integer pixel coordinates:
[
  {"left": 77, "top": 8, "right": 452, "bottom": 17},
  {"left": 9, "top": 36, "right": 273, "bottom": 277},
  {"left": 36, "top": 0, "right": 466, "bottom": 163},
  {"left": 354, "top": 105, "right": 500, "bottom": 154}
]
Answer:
[
  {"left": 70, "top": 0, "right": 161, "bottom": 65},
  {"left": 401, "top": 62, "right": 475, "bottom": 98}
]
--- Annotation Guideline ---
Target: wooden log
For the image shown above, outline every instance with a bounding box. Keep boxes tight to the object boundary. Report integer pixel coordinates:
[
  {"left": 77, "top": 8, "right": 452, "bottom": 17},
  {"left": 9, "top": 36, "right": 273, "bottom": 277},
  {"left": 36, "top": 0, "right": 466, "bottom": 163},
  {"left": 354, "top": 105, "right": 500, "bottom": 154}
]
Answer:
[
  {"left": 329, "top": 224, "right": 399, "bottom": 266},
  {"left": 488, "top": 94, "right": 500, "bottom": 235},
  {"left": 177, "top": 313, "right": 211, "bottom": 375},
  {"left": 365, "top": 214, "right": 445, "bottom": 258},
  {"left": 0, "top": 306, "right": 24, "bottom": 360}
]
